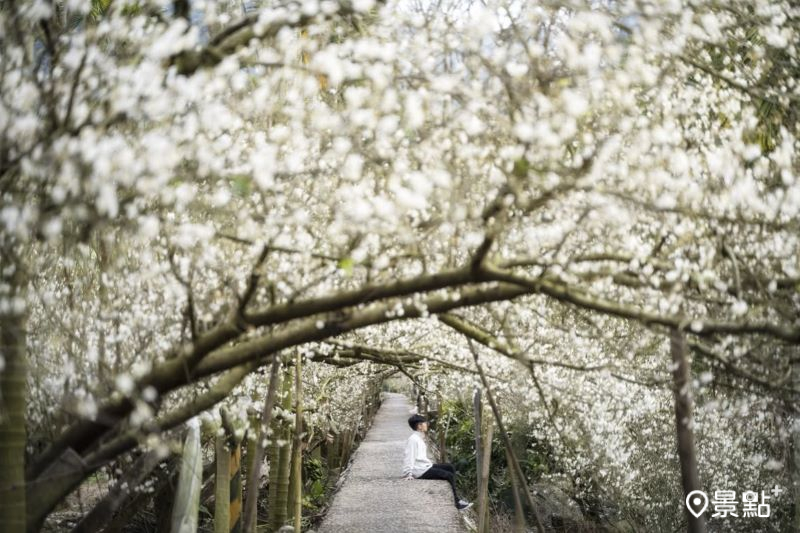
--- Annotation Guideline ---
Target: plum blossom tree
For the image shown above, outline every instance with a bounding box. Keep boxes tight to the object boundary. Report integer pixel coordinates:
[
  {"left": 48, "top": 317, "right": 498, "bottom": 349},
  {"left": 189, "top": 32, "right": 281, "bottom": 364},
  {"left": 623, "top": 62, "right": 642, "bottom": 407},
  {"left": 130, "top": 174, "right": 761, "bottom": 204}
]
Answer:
[{"left": 0, "top": 0, "right": 798, "bottom": 530}]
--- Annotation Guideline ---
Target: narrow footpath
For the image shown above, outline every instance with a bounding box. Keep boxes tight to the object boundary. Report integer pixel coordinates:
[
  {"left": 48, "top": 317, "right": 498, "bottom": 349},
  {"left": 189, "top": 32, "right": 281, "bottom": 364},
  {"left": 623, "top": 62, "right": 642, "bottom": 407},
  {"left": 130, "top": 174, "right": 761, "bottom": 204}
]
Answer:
[{"left": 317, "top": 392, "right": 466, "bottom": 533}]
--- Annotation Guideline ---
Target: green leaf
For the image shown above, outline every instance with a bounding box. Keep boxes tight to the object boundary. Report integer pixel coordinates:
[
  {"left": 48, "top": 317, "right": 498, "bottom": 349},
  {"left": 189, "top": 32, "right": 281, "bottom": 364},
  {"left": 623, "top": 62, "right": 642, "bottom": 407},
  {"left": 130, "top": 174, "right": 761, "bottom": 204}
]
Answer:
[
  {"left": 310, "top": 479, "right": 324, "bottom": 498},
  {"left": 231, "top": 175, "right": 251, "bottom": 197},
  {"left": 512, "top": 157, "right": 529, "bottom": 179},
  {"left": 338, "top": 257, "right": 354, "bottom": 275}
]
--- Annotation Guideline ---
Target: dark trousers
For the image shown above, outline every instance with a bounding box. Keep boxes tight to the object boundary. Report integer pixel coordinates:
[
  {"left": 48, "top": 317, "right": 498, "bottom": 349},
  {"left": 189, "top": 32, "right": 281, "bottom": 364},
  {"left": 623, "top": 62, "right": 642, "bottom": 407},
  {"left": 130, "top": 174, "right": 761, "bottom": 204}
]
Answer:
[{"left": 419, "top": 463, "right": 460, "bottom": 503}]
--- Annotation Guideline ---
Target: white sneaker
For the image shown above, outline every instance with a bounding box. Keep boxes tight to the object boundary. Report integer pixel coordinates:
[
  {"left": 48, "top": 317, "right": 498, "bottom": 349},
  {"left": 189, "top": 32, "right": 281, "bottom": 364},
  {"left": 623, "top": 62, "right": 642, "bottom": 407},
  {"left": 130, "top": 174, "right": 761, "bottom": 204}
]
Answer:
[{"left": 456, "top": 499, "right": 473, "bottom": 510}]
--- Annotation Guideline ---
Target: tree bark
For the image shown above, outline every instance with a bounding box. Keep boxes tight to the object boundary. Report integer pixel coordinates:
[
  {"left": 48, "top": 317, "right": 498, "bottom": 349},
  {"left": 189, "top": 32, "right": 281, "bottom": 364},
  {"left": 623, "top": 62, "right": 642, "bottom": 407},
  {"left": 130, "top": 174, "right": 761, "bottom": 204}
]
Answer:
[
  {"left": 670, "top": 328, "right": 706, "bottom": 533},
  {"left": 0, "top": 258, "right": 28, "bottom": 532},
  {"left": 790, "top": 346, "right": 800, "bottom": 532},
  {"left": 793, "top": 412, "right": 800, "bottom": 531}
]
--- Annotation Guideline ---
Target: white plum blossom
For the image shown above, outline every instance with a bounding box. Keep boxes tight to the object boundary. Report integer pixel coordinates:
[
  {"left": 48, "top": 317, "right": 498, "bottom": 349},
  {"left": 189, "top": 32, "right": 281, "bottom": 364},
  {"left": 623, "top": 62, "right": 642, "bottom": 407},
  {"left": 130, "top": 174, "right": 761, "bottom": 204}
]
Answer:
[{"left": 2, "top": 0, "right": 798, "bottom": 530}]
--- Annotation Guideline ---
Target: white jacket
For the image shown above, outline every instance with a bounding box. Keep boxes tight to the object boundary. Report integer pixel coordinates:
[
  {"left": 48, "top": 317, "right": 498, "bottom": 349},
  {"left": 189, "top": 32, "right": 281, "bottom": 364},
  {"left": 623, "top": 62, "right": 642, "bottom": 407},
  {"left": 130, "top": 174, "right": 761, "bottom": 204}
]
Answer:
[{"left": 402, "top": 431, "right": 433, "bottom": 478}]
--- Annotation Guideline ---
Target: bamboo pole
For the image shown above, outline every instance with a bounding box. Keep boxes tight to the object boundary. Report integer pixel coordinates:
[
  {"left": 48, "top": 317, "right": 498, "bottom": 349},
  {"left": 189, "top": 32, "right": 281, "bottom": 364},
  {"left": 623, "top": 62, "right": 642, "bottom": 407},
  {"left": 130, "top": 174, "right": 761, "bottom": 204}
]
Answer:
[
  {"left": 219, "top": 407, "right": 243, "bottom": 533},
  {"left": 242, "top": 357, "right": 282, "bottom": 533},
  {"left": 472, "top": 387, "right": 483, "bottom": 490},
  {"left": 506, "top": 446, "right": 525, "bottom": 533},
  {"left": 470, "top": 342, "right": 545, "bottom": 533},
  {"left": 474, "top": 387, "right": 492, "bottom": 533},
  {"left": 229, "top": 444, "right": 243, "bottom": 533},
  {"left": 245, "top": 408, "right": 258, "bottom": 498},
  {"left": 214, "top": 432, "right": 231, "bottom": 533},
  {"left": 291, "top": 352, "right": 304, "bottom": 532},
  {"left": 170, "top": 421, "right": 203, "bottom": 533},
  {"left": 266, "top": 413, "right": 282, "bottom": 531},
  {"left": 479, "top": 413, "right": 493, "bottom": 533},
  {"left": 269, "top": 370, "right": 293, "bottom": 531},
  {"left": 473, "top": 388, "right": 483, "bottom": 507}
]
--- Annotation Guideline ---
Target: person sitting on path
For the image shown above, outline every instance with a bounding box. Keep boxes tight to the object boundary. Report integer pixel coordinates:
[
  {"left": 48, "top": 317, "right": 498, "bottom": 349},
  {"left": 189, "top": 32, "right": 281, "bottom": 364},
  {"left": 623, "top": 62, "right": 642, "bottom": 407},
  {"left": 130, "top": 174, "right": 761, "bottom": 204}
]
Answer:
[{"left": 402, "top": 414, "right": 473, "bottom": 510}]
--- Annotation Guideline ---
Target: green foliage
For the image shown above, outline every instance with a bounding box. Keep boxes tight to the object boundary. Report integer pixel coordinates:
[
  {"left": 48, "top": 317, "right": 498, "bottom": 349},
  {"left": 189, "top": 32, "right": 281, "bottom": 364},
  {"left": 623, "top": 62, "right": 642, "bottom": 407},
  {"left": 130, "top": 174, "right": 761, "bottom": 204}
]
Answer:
[
  {"left": 337, "top": 257, "right": 354, "bottom": 275},
  {"left": 309, "top": 479, "right": 324, "bottom": 499},
  {"left": 439, "top": 395, "right": 607, "bottom": 527},
  {"left": 231, "top": 175, "right": 252, "bottom": 197},
  {"left": 90, "top": 0, "right": 113, "bottom": 21},
  {"left": 512, "top": 157, "right": 530, "bottom": 179},
  {"left": 301, "top": 455, "right": 326, "bottom": 514}
]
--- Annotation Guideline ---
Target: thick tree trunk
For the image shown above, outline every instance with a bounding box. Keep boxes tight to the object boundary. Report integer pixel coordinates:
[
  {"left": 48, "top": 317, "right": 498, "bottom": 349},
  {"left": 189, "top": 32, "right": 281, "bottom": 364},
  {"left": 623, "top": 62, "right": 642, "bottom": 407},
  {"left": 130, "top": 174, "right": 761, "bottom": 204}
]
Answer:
[
  {"left": 0, "top": 259, "right": 28, "bottom": 532},
  {"left": 793, "top": 413, "right": 800, "bottom": 531},
  {"left": 790, "top": 346, "right": 800, "bottom": 532},
  {"left": 670, "top": 329, "right": 706, "bottom": 533}
]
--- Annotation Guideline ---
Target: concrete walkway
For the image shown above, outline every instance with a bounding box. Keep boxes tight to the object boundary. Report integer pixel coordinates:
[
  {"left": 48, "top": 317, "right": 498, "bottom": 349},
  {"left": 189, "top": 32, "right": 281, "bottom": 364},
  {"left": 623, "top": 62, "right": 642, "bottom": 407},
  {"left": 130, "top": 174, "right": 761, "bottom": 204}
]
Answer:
[{"left": 317, "top": 393, "right": 466, "bottom": 533}]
